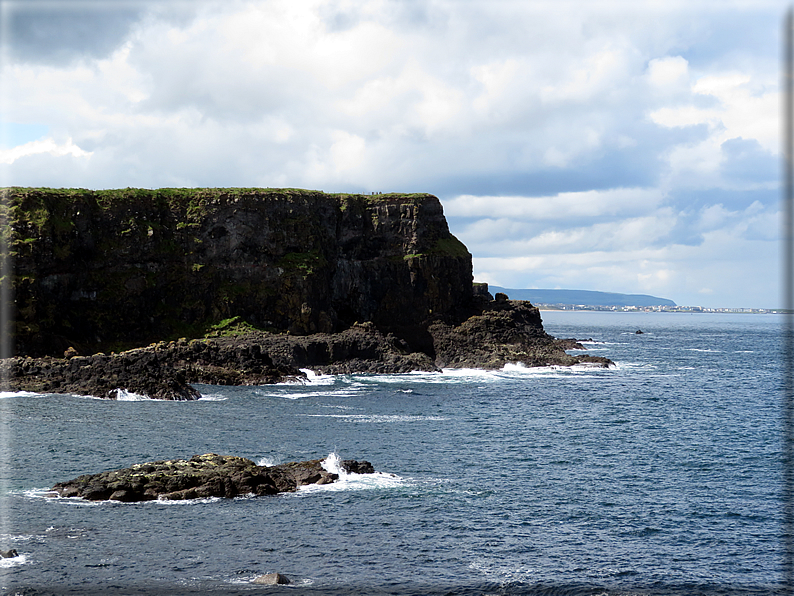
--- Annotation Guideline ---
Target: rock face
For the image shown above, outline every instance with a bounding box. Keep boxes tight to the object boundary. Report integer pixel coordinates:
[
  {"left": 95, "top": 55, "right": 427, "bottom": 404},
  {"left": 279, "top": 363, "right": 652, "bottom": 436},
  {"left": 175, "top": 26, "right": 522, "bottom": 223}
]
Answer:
[
  {"left": 6, "top": 188, "right": 471, "bottom": 357},
  {"left": 429, "top": 300, "right": 612, "bottom": 369},
  {"left": 51, "top": 453, "right": 373, "bottom": 501},
  {"left": 3, "top": 187, "right": 612, "bottom": 398}
]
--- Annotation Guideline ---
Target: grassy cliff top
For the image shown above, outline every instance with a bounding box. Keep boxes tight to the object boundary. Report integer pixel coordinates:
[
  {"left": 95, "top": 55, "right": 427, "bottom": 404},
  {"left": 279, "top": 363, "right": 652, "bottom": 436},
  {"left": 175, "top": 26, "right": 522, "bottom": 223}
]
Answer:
[
  {"left": 1, "top": 187, "right": 437, "bottom": 202},
  {"left": 1, "top": 188, "right": 443, "bottom": 236}
]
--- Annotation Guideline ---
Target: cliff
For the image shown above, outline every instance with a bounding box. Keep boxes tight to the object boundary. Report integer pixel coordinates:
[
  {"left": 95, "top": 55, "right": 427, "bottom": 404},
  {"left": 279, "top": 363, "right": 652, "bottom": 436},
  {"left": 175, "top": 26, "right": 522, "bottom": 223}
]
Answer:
[
  {"left": 2, "top": 187, "right": 611, "bottom": 398},
  {"left": 4, "top": 187, "right": 472, "bottom": 356}
]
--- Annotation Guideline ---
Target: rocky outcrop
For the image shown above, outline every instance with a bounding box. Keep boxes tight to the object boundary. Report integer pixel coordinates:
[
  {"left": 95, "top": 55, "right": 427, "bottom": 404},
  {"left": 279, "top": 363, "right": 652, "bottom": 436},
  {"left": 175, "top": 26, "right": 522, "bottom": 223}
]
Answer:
[
  {"left": 3, "top": 301, "right": 609, "bottom": 399},
  {"left": 5, "top": 188, "right": 472, "bottom": 357},
  {"left": 51, "top": 453, "right": 374, "bottom": 501},
  {"left": 429, "top": 300, "right": 612, "bottom": 369},
  {"left": 1, "top": 336, "right": 304, "bottom": 400},
  {"left": 2, "top": 187, "right": 613, "bottom": 399}
]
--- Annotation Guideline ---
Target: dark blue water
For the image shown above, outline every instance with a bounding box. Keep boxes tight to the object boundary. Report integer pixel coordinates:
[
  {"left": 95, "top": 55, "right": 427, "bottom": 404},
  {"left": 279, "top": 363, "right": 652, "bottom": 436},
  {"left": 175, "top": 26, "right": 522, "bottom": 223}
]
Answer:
[{"left": 0, "top": 312, "right": 786, "bottom": 595}]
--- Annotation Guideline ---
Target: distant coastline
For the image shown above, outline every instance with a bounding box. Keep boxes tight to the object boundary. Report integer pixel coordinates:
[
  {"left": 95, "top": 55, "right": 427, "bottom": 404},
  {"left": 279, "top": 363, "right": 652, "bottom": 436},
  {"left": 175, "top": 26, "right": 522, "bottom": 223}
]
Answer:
[{"left": 488, "top": 286, "right": 777, "bottom": 313}]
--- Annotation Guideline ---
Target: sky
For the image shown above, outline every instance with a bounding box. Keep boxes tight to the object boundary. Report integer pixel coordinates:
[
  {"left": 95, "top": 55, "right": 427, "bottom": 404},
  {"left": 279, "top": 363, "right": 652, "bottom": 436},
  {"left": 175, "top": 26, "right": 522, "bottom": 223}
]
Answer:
[{"left": 0, "top": 0, "right": 786, "bottom": 308}]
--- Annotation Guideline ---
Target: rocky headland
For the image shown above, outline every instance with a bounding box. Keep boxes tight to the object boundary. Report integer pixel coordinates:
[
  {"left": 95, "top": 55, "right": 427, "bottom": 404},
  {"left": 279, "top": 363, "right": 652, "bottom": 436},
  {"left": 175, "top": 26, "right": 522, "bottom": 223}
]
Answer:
[
  {"left": 50, "top": 453, "right": 375, "bottom": 502},
  {"left": 2, "top": 187, "right": 611, "bottom": 399}
]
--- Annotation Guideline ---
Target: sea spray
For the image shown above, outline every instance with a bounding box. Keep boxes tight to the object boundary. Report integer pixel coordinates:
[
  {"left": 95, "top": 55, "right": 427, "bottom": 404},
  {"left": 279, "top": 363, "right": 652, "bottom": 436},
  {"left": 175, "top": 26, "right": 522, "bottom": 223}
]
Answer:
[{"left": 296, "top": 452, "right": 405, "bottom": 494}]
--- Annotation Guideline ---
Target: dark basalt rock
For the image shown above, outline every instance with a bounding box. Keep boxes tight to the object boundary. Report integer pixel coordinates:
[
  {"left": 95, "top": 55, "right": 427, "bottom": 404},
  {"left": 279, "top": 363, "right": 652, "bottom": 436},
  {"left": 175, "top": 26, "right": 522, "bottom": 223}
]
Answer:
[
  {"left": 342, "top": 459, "right": 375, "bottom": 474},
  {"left": 428, "top": 300, "right": 612, "bottom": 369},
  {"left": 51, "top": 454, "right": 374, "bottom": 502},
  {"left": 3, "top": 299, "right": 612, "bottom": 399},
  {"left": 3, "top": 188, "right": 613, "bottom": 398},
  {"left": 1, "top": 338, "right": 303, "bottom": 400},
  {"left": 7, "top": 188, "right": 472, "bottom": 358}
]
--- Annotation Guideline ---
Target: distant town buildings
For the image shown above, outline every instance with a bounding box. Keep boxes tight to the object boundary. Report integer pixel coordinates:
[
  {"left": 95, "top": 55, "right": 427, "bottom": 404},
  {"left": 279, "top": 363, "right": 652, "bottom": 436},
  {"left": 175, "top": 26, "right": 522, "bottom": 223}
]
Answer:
[{"left": 535, "top": 304, "right": 776, "bottom": 313}]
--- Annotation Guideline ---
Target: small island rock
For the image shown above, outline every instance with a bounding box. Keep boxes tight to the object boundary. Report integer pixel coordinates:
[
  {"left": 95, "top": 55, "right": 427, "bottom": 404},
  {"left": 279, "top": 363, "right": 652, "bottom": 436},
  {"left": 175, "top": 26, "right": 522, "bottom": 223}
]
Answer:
[{"left": 51, "top": 454, "right": 374, "bottom": 502}]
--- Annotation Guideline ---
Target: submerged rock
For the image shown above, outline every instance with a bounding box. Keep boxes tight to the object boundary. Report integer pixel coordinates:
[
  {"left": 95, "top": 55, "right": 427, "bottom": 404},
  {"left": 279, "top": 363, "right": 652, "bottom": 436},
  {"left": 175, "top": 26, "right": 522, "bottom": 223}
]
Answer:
[
  {"left": 252, "top": 573, "right": 291, "bottom": 585},
  {"left": 51, "top": 454, "right": 375, "bottom": 502}
]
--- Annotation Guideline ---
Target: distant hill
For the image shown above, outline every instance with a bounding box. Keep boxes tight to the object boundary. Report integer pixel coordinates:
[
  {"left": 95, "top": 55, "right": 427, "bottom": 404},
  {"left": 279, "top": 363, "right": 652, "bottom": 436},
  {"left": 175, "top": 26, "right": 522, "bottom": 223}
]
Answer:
[{"left": 489, "top": 287, "right": 677, "bottom": 308}]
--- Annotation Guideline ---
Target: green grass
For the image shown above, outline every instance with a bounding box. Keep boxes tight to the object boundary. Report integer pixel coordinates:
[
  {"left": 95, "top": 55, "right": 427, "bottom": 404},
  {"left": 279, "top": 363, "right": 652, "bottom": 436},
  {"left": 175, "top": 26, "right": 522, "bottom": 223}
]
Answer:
[{"left": 202, "top": 316, "right": 263, "bottom": 338}]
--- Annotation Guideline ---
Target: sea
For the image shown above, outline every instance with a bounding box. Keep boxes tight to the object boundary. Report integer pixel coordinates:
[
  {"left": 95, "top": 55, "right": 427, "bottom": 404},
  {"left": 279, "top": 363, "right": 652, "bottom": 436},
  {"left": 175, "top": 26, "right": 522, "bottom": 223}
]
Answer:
[{"left": 0, "top": 311, "right": 787, "bottom": 596}]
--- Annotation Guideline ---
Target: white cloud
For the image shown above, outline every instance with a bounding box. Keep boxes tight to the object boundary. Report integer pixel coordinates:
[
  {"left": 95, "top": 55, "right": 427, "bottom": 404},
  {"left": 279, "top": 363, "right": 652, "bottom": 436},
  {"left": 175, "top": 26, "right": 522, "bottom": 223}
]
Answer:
[
  {"left": 444, "top": 188, "right": 665, "bottom": 220},
  {"left": 0, "top": 0, "right": 782, "bottom": 306},
  {"left": 0, "top": 137, "right": 92, "bottom": 165},
  {"left": 649, "top": 67, "right": 778, "bottom": 190},
  {"left": 646, "top": 55, "right": 689, "bottom": 90},
  {"left": 330, "top": 130, "right": 367, "bottom": 174}
]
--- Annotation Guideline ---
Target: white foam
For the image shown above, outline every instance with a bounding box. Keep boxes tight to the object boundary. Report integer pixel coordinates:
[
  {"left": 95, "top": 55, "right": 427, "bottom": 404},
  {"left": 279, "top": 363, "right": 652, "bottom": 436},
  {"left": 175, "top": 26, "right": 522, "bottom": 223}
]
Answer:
[
  {"left": 300, "top": 414, "right": 447, "bottom": 423},
  {"left": 263, "top": 361, "right": 616, "bottom": 397},
  {"left": 0, "top": 390, "right": 40, "bottom": 398},
  {"left": 155, "top": 496, "right": 222, "bottom": 505},
  {"left": 22, "top": 488, "right": 106, "bottom": 505},
  {"left": 357, "top": 369, "right": 491, "bottom": 384},
  {"left": 255, "top": 388, "right": 363, "bottom": 399},
  {"left": 256, "top": 456, "right": 278, "bottom": 467},
  {"left": 20, "top": 488, "right": 63, "bottom": 500},
  {"left": 197, "top": 393, "right": 227, "bottom": 401},
  {"left": 297, "top": 452, "right": 405, "bottom": 494},
  {"left": 110, "top": 388, "right": 150, "bottom": 401},
  {"left": 0, "top": 533, "right": 36, "bottom": 543},
  {"left": 0, "top": 553, "right": 28, "bottom": 567},
  {"left": 228, "top": 576, "right": 314, "bottom": 587},
  {"left": 502, "top": 361, "right": 614, "bottom": 375},
  {"left": 297, "top": 369, "right": 335, "bottom": 385},
  {"left": 611, "top": 361, "right": 654, "bottom": 371}
]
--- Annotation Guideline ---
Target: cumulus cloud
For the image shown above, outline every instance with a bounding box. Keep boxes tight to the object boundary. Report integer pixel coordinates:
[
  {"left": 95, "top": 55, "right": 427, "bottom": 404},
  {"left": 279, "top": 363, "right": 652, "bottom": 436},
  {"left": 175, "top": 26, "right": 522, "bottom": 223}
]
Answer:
[
  {"left": 0, "top": 137, "right": 92, "bottom": 165},
  {"left": 445, "top": 188, "right": 665, "bottom": 221},
  {"left": 0, "top": 0, "right": 782, "bottom": 306}
]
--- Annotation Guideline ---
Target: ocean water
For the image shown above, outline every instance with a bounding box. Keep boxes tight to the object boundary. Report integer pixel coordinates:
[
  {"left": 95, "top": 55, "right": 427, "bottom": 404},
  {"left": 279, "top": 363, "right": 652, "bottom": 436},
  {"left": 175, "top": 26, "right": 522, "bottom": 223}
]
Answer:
[{"left": 0, "top": 311, "right": 786, "bottom": 595}]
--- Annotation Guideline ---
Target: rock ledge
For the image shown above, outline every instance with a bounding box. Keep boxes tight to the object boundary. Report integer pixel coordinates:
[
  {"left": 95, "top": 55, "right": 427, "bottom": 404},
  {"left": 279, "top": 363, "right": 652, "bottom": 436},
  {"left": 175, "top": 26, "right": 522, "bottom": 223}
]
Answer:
[{"left": 51, "top": 454, "right": 374, "bottom": 502}]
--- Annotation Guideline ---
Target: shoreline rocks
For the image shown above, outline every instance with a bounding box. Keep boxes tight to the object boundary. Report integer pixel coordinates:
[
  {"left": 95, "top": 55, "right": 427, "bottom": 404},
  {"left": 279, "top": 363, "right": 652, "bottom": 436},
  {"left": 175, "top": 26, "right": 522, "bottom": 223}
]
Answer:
[
  {"left": 51, "top": 454, "right": 374, "bottom": 502},
  {"left": 3, "top": 299, "right": 612, "bottom": 400}
]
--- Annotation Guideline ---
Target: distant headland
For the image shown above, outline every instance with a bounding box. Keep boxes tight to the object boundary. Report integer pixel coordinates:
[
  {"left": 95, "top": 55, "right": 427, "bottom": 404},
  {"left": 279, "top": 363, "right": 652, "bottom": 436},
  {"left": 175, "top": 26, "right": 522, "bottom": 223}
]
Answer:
[
  {"left": 489, "top": 287, "right": 676, "bottom": 308},
  {"left": 488, "top": 287, "right": 776, "bottom": 313}
]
